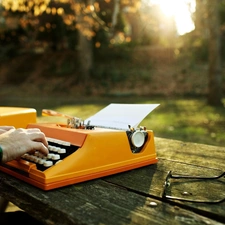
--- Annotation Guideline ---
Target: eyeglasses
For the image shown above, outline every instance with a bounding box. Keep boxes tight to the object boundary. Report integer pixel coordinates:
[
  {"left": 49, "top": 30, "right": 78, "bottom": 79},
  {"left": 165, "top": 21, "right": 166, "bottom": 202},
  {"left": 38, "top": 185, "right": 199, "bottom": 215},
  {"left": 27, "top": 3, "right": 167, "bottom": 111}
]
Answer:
[{"left": 162, "top": 170, "right": 225, "bottom": 203}]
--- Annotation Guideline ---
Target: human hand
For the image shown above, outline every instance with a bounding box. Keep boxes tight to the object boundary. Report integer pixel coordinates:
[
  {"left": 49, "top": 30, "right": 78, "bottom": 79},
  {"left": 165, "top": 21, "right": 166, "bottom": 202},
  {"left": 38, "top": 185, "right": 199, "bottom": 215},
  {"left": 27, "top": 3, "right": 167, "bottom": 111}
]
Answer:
[
  {"left": 0, "top": 128, "right": 49, "bottom": 163},
  {"left": 0, "top": 126, "right": 15, "bottom": 134}
]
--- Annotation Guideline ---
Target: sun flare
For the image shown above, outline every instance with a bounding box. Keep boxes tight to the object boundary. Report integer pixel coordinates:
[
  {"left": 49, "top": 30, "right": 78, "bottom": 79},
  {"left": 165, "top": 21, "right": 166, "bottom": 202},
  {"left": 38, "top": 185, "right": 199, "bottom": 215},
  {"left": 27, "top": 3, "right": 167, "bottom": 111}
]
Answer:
[{"left": 150, "top": 0, "right": 196, "bottom": 35}]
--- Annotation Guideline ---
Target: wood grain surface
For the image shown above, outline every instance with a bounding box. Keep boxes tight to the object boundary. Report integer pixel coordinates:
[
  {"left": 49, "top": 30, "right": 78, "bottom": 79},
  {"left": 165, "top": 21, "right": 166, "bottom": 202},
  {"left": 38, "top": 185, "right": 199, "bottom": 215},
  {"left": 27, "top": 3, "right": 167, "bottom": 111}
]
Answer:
[{"left": 0, "top": 137, "right": 224, "bottom": 225}]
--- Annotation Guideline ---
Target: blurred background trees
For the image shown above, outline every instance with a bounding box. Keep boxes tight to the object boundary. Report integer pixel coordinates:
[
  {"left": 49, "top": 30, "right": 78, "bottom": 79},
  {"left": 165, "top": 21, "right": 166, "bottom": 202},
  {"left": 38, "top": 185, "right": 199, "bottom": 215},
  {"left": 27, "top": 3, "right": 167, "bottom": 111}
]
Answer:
[{"left": 0, "top": 0, "right": 224, "bottom": 105}]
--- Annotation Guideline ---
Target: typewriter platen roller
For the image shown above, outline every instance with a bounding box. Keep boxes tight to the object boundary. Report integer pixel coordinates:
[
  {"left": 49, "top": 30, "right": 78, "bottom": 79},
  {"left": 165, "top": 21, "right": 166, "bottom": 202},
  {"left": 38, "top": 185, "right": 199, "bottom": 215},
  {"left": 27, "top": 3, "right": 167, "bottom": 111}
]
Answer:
[{"left": 0, "top": 104, "right": 159, "bottom": 190}]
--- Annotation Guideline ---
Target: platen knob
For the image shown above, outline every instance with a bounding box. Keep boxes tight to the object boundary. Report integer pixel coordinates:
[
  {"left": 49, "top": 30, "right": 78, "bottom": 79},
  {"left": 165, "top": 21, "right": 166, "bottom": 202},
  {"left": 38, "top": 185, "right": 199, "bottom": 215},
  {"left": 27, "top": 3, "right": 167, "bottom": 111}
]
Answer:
[{"left": 131, "top": 131, "right": 145, "bottom": 148}]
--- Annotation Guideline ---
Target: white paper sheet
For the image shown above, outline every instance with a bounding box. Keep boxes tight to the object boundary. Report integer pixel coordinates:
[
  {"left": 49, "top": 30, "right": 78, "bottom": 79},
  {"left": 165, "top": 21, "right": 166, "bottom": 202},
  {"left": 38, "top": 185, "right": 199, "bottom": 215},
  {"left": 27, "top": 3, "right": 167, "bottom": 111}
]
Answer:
[{"left": 84, "top": 103, "right": 159, "bottom": 130}]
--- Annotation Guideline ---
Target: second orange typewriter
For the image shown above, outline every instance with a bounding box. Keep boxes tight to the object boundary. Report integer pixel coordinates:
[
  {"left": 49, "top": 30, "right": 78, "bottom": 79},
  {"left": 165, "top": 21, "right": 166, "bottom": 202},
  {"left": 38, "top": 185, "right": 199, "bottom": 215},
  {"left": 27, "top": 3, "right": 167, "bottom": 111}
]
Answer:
[{"left": 0, "top": 104, "right": 159, "bottom": 190}]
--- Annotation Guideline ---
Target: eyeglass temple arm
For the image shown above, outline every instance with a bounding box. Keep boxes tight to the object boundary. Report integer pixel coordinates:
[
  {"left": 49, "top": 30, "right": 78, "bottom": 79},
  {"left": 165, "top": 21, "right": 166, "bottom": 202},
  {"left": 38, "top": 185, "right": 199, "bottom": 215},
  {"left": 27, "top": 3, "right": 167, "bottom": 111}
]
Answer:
[
  {"left": 162, "top": 171, "right": 225, "bottom": 203},
  {"left": 170, "top": 171, "right": 225, "bottom": 180}
]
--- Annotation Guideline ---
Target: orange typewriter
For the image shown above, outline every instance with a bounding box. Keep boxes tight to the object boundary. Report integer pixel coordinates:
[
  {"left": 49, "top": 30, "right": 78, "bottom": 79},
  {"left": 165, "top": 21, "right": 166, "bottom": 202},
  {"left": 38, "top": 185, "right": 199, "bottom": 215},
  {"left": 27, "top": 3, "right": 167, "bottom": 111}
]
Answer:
[{"left": 0, "top": 104, "right": 159, "bottom": 190}]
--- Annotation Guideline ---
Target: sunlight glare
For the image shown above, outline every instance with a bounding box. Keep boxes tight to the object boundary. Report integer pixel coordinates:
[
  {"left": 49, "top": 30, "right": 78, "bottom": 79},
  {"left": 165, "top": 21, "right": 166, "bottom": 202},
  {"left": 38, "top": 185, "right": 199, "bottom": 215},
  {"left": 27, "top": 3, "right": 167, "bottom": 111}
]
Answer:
[{"left": 150, "top": 0, "right": 196, "bottom": 35}]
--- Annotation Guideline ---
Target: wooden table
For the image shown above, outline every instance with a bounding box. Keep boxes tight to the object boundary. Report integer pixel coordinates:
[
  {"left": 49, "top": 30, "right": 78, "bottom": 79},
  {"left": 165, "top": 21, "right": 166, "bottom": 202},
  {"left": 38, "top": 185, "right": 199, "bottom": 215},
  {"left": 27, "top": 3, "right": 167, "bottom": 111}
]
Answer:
[{"left": 0, "top": 137, "right": 224, "bottom": 225}]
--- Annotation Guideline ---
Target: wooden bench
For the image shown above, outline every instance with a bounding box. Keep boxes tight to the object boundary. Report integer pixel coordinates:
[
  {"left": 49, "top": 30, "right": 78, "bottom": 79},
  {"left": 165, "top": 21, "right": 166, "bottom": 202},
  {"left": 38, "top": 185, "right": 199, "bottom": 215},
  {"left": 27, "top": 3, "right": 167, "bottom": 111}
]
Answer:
[{"left": 0, "top": 137, "right": 224, "bottom": 225}]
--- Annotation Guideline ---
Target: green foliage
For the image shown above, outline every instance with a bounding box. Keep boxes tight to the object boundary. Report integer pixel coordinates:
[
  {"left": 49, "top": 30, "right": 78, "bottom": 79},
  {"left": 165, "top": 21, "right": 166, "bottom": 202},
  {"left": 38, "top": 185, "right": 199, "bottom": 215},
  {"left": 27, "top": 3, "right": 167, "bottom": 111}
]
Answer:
[
  {"left": 4, "top": 54, "right": 39, "bottom": 84},
  {"left": 41, "top": 52, "right": 79, "bottom": 77},
  {"left": 0, "top": 26, "right": 26, "bottom": 59},
  {"left": 92, "top": 44, "right": 152, "bottom": 87},
  {"left": 0, "top": 0, "right": 93, "bottom": 53},
  {"left": 92, "top": 28, "right": 110, "bottom": 55},
  {"left": 147, "top": 98, "right": 225, "bottom": 146},
  {"left": 36, "top": 13, "right": 66, "bottom": 50},
  {"left": 94, "top": 40, "right": 140, "bottom": 62},
  {"left": 6, "top": 71, "right": 29, "bottom": 84},
  {"left": 91, "top": 62, "right": 128, "bottom": 87},
  {"left": 2, "top": 96, "right": 224, "bottom": 147},
  {"left": 176, "top": 33, "right": 209, "bottom": 63},
  {"left": 139, "top": 33, "right": 154, "bottom": 46},
  {"left": 114, "top": 12, "right": 127, "bottom": 33}
]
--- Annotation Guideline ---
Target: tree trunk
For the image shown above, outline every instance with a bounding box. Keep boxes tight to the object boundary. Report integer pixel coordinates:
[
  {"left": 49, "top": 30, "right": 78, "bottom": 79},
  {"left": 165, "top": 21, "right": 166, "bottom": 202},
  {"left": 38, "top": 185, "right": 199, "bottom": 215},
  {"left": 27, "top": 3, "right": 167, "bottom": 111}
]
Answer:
[
  {"left": 77, "top": 31, "right": 93, "bottom": 83},
  {"left": 109, "top": 0, "right": 120, "bottom": 37},
  {"left": 207, "top": 0, "right": 223, "bottom": 106},
  {"left": 76, "top": 0, "right": 93, "bottom": 84}
]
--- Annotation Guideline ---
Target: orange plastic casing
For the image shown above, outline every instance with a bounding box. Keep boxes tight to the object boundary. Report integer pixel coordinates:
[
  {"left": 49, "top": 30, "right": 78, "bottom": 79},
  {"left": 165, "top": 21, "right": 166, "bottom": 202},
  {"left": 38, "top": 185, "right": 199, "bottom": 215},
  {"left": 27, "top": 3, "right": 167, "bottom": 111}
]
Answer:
[
  {"left": 0, "top": 107, "right": 36, "bottom": 128},
  {"left": 0, "top": 122, "right": 158, "bottom": 190}
]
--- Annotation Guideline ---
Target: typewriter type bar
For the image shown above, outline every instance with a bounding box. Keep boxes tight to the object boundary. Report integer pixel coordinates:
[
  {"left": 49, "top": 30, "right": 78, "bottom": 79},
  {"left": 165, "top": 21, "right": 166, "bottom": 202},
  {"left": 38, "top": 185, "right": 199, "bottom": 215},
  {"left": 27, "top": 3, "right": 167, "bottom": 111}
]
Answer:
[{"left": 0, "top": 123, "right": 158, "bottom": 190}]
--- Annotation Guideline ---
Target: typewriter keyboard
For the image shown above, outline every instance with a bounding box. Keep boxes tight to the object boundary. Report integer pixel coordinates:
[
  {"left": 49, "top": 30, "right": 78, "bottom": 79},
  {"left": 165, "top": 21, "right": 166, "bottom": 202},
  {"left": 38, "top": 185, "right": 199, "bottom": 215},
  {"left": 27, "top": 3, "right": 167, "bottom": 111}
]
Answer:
[{"left": 21, "top": 137, "right": 79, "bottom": 171}]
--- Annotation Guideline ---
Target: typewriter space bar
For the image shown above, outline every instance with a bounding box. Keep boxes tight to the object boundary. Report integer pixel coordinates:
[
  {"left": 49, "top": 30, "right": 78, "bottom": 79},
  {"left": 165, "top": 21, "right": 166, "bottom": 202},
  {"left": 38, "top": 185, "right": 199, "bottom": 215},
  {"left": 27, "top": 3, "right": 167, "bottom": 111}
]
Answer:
[{"left": 6, "top": 159, "right": 37, "bottom": 173}]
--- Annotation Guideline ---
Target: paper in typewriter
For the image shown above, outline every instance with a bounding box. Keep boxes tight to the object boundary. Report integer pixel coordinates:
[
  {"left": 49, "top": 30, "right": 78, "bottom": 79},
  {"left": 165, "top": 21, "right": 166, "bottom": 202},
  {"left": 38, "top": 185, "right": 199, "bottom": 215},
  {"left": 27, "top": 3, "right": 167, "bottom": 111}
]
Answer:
[{"left": 85, "top": 104, "right": 159, "bottom": 130}]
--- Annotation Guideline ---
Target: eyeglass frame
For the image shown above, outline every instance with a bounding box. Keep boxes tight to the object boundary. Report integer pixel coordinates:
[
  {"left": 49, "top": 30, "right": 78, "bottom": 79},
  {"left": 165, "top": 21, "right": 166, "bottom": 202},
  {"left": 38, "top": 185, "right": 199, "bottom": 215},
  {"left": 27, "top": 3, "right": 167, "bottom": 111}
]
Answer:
[{"left": 162, "top": 170, "right": 225, "bottom": 203}]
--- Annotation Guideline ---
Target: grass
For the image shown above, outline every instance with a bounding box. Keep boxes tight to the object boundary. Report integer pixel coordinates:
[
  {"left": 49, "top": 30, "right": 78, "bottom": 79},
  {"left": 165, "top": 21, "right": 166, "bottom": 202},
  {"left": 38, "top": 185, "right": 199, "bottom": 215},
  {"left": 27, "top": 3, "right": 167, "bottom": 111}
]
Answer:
[{"left": 1, "top": 95, "right": 225, "bottom": 147}]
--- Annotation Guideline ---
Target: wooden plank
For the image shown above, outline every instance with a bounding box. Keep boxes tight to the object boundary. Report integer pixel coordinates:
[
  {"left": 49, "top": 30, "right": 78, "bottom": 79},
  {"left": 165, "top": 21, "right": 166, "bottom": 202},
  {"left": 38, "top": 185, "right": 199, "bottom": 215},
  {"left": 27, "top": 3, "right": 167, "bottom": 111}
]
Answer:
[
  {"left": 104, "top": 159, "right": 225, "bottom": 221},
  {"left": 103, "top": 137, "right": 225, "bottom": 223},
  {"left": 154, "top": 137, "right": 225, "bottom": 170},
  {"left": 0, "top": 172, "right": 224, "bottom": 225}
]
